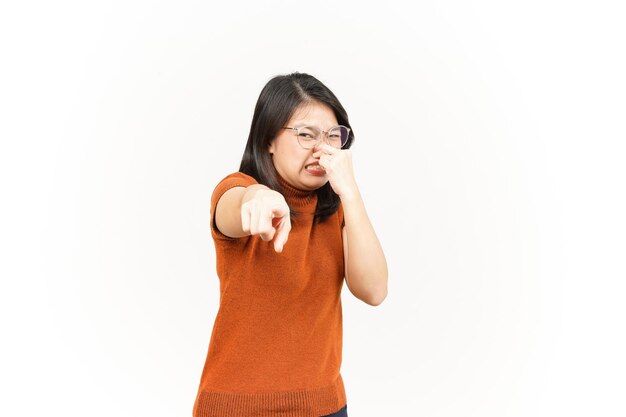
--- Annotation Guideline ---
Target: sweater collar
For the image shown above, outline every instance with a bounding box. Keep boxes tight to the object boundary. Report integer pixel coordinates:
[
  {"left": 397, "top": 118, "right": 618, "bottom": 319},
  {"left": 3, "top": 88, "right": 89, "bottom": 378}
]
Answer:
[{"left": 276, "top": 172, "right": 317, "bottom": 212}]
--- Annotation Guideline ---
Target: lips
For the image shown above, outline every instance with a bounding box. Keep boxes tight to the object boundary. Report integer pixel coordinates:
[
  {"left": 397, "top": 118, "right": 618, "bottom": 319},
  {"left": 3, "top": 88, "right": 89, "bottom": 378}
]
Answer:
[
  {"left": 305, "top": 162, "right": 325, "bottom": 170},
  {"left": 305, "top": 162, "right": 326, "bottom": 176}
]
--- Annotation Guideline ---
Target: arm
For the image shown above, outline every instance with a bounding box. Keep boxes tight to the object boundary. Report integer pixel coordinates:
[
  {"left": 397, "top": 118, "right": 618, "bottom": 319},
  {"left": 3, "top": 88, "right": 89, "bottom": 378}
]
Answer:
[
  {"left": 312, "top": 143, "right": 388, "bottom": 306},
  {"left": 341, "top": 190, "right": 388, "bottom": 306}
]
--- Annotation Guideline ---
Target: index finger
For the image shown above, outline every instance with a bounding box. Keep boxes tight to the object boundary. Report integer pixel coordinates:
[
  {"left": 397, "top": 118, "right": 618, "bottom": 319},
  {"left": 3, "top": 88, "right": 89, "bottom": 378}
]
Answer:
[
  {"left": 273, "top": 213, "right": 291, "bottom": 253},
  {"left": 320, "top": 144, "right": 339, "bottom": 154}
]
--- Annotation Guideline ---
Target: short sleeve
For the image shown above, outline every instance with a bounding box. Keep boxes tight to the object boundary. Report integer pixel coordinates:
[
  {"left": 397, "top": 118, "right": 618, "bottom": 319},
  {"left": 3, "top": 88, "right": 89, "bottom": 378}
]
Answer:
[{"left": 210, "top": 171, "right": 258, "bottom": 240}]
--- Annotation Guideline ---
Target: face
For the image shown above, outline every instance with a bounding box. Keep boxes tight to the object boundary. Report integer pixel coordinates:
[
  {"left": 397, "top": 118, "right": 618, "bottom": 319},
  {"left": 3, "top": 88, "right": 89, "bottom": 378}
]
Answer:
[{"left": 268, "top": 101, "right": 339, "bottom": 191}]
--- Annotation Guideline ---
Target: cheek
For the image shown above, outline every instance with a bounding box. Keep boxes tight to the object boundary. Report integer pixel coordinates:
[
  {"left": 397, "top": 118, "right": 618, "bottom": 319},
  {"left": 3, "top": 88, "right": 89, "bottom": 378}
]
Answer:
[
  {"left": 276, "top": 146, "right": 308, "bottom": 169},
  {"left": 274, "top": 151, "right": 302, "bottom": 172},
  {"left": 286, "top": 157, "right": 304, "bottom": 172}
]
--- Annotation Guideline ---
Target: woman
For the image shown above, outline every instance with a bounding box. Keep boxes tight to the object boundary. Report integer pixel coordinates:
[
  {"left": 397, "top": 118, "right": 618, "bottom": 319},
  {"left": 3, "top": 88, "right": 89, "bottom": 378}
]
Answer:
[{"left": 192, "top": 72, "right": 388, "bottom": 417}]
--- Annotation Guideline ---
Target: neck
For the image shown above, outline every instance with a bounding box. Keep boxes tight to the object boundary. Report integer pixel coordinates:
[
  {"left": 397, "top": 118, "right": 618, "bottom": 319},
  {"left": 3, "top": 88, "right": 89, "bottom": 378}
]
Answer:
[{"left": 275, "top": 172, "right": 317, "bottom": 211}]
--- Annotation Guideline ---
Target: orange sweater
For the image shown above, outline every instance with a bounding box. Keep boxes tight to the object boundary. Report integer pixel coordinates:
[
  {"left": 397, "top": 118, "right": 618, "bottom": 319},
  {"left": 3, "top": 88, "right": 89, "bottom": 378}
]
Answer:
[{"left": 192, "top": 171, "right": 347, "bottom": 417}]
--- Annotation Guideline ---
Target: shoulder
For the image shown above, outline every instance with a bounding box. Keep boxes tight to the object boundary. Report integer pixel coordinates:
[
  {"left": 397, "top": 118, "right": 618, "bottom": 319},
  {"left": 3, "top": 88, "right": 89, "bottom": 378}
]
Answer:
[
  {"left": 218, "top": 171, "right": 258, "bottom": 187},
  {"left": 213, "top": 171, "right": 258, "bottom": 194},
  {"left": 210, "top": 171, "right": 259, "bottom": 210}
]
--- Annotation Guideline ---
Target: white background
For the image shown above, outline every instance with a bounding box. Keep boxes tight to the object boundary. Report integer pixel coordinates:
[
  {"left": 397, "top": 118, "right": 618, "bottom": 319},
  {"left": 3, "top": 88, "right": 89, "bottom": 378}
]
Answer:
[{"left": 1, "top": 0, "right": 625, "bottom": 416}]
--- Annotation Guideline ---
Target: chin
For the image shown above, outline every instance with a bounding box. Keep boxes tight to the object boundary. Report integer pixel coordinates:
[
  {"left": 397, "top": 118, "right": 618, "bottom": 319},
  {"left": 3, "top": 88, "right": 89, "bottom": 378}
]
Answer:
[
  {"left": 306, "top": 179, "right": 328, "bottom": 191},
  {"left": 299, "top": 174, "right": 327, "bottom": 190}
]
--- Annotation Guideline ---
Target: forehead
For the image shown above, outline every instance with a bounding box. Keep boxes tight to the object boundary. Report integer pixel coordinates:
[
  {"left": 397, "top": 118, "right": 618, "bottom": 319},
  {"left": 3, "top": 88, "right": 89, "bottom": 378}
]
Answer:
[{"left": 289, "top": 102, "right": 338, "bottom": 127}]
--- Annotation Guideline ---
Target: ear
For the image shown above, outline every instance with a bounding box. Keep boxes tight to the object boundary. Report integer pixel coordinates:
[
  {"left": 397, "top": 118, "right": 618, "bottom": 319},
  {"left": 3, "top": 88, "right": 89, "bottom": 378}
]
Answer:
[{"left": 268, "top": 140, "right": 275, "bottom": 155}]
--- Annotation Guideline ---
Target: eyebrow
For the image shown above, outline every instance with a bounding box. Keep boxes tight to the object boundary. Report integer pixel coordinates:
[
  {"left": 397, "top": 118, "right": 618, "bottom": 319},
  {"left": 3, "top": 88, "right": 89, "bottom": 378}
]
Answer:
[{"left": 292, "top": 124, "right": 338, "bottom": 129}]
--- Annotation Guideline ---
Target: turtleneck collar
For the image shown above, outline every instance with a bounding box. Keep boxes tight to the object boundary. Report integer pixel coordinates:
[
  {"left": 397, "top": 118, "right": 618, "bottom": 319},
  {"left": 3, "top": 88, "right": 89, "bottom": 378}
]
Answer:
[{"left": 276, "top": 171, "right": 318, "bottom": 213}]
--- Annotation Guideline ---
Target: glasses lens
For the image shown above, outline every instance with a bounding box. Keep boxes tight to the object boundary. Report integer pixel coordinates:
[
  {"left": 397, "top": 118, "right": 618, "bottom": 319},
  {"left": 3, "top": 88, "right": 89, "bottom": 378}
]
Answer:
[
  {"left": 297, "top": 126, "right": 320, "bottom": 149},
  {"left": 328, "top": 126, "right": 349, "bottom": 148}
]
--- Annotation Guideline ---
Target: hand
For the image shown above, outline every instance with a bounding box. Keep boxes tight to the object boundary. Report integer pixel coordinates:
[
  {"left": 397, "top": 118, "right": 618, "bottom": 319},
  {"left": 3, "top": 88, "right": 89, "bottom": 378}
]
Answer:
[
  {"left": 313, "top": 144, "right": 359, "bottom": 199},
  {"left": 240, "top": 189, "right": 291, "bottom": 253}
]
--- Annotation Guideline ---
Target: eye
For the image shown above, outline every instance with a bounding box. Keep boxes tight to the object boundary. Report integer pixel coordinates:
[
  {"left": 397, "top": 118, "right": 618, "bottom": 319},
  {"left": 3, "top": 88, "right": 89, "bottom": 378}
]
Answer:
[{"left": 298, "top": 127, "right": 318, "bottom": 140}]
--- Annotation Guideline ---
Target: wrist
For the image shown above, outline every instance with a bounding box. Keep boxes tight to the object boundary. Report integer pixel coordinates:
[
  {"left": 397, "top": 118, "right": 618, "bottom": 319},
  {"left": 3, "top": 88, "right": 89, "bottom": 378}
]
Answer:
[{"left": 338, "top": 186, "right": 361, "bottom": 203}]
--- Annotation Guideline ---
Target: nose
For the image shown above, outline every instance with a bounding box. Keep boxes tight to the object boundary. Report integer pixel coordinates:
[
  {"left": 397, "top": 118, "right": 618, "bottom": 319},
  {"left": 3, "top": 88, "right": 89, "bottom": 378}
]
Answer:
[
  {"left": 312, "top": 139, "right": 325, "bottom": 155},
  {"left": 314, "top": 130, "right": 333, "bottom": 149}
]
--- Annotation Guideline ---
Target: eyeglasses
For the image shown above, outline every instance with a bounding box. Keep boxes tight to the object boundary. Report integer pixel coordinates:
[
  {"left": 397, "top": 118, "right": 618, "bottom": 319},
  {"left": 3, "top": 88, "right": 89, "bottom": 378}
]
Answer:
[{"left": 281, "top": 125, "right": 350, "bottom": 149}]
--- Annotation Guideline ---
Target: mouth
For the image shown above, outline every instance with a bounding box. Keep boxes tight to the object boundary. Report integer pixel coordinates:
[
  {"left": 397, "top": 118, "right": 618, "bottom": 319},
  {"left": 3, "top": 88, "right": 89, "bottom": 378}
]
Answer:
[{"left": 305, "top": 163, "right": 326, "bottom": 176}]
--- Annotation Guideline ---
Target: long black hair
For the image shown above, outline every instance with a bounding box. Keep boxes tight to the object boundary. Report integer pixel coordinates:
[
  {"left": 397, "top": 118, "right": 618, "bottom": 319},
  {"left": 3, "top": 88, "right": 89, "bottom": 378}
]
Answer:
[{"left": 239, "top": 72, "right": 355, "bottom": 223}]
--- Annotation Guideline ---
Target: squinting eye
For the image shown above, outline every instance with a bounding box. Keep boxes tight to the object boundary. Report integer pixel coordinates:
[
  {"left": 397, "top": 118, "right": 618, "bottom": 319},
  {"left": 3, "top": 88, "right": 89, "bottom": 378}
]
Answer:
[{"left": 299, "top": 133, "right": 315, "bottom": 139}]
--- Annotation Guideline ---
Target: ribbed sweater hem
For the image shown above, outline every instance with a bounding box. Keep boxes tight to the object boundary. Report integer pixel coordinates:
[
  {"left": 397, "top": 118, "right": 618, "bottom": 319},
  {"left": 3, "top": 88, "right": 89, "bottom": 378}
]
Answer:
[{"left": 192, "top": 374, "right": 347, "bottom": 417}]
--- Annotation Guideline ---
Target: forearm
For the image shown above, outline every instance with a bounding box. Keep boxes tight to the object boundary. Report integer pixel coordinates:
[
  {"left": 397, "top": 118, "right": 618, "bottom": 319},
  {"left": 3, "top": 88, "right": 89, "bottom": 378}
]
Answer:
[{"left": 341, "top": 190, "right": 388, "bottom": 305}]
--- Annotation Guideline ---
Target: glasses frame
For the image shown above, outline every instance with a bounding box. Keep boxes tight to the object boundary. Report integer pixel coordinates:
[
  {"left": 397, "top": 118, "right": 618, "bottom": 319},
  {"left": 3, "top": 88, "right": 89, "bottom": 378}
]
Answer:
[{"left": 281, "top": 125, "right": 351, "bottom": 150}]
